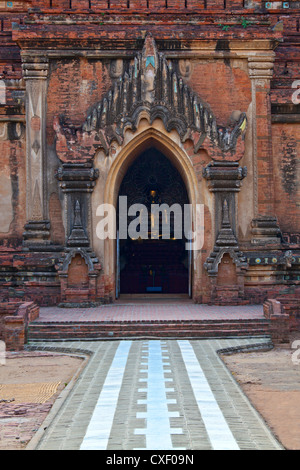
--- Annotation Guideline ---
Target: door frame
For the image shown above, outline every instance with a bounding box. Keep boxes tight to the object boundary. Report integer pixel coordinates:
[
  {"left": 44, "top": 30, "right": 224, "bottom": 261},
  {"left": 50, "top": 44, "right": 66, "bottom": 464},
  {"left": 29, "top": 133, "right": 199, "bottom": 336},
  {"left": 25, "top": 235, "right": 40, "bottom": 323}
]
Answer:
[{"left": 102, "top": 126, "right": 202, "bottom": 302}]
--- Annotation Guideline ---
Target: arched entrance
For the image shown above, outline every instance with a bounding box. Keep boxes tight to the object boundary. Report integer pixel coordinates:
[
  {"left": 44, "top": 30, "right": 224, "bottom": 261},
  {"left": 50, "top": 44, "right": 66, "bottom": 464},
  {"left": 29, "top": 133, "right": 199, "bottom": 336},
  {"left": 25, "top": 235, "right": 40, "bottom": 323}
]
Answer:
[
  {"left": 102, "top": 126, "right": 202, "bottom": 302},
  {"left": 117, "top": 147, "right": 190, "bottom": 296}
]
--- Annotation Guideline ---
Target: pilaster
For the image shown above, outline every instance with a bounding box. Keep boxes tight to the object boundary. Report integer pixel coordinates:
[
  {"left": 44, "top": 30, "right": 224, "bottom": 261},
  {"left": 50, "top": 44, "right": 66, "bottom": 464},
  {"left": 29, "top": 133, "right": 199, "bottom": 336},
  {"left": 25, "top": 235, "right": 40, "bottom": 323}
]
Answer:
[
  {"left": 22, "top": 55, "right": 50, "bottom": 248},
  {"left": 56, "top": 163, "right": 101, "bottom": 306},
  {"left": 203, "top": 162, "right": 248, "bottom": 304},
  {"left": 248, "top": 54, "right": 280, "bottom": 245}
]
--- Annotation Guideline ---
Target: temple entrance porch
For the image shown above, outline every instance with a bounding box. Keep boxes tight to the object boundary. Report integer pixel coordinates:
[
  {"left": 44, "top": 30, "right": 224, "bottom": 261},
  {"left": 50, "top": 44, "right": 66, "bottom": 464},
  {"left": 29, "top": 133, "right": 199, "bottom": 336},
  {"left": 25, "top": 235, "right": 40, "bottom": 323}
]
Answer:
[{"left": 27, "top": 302, "right": 270, "bottom": 341}]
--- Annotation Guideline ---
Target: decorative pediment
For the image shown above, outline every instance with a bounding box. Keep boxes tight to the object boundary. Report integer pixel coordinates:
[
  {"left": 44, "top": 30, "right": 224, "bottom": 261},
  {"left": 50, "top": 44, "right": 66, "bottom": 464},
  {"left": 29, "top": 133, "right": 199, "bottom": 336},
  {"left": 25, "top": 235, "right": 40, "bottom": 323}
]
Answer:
[{"left": 54, "top": 34, "right": 247, "bottom": 163}]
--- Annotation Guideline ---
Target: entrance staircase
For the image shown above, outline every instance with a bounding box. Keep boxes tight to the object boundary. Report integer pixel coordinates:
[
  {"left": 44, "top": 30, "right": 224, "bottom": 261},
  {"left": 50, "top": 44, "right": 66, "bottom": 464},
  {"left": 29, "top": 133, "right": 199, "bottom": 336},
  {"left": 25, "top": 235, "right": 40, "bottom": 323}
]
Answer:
[
  {"left": 27, "top": 300, "right": 271, "bottom": 342},
  {"left": 28, "top": 318, "right": 271, "bottom": 341}
]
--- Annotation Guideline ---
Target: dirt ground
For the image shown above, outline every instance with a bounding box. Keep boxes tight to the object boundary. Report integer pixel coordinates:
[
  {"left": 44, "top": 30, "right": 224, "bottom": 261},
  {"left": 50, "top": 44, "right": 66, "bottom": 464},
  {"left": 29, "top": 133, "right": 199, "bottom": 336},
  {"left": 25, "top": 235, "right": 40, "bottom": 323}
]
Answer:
[
  {"left": 0, "top": 351, "right": 84, "bottom": 450},
  {"left": 221, "top": 332, "right": 300, "bottom": 451},
  {"left": 1, "top": 336, "right": 300, "bottom": 450}
]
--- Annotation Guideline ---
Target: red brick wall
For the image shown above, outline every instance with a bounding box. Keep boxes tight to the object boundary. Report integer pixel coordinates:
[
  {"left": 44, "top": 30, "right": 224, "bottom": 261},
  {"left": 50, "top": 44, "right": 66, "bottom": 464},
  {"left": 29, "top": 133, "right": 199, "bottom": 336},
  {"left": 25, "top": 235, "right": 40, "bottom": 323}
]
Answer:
[
  {"left": 255, "top": 79, "right": 275, "bottom": 217},
  {"left": 67, "top": 254, "right": 89, "bottom": 288},
  {"left": 28, "top": 0, "right": 247, "bottom": 9},
  {"left": 49, "top": 192, "right": 65, "bottom": 245},
  {"left": 47, "top": 58, "right": 111, "bottom": 145},
  {"left": 188, "top": 61, "right": 251, "bottom": 126},
  {"left": 0, "top": 136, "right": 26, "bottom": 243},
  {"left": 0, "top": 301, "right": 39, "bottom": 351},
  {"left": 217, "top": 254, "right": 238, "bottom": 286},
  {"left": 272, "top": 123, "right": 300, "bottom": 234}
]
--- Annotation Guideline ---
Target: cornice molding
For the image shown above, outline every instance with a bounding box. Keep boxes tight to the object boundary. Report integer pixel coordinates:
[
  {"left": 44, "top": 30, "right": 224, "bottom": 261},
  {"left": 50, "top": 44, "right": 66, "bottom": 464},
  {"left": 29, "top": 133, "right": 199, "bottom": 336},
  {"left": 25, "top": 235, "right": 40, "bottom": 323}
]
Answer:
[{"left": 21, "top": 55, "right": 49, "bottom": 80}]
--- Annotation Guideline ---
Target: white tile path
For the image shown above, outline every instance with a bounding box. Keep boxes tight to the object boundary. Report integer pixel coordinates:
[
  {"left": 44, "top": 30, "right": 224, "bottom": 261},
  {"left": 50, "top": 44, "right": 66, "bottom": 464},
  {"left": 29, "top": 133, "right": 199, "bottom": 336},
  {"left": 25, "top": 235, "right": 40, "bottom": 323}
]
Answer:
[
  {"left": 30, "top": 338, "right": 283, "bottom": 451},
  {"left": 134, "top": 341, "right": 183, "bottom": 449},
  {"left": 80, "top": 341, "right": 132, "bottom": 450},
  {"left": 178, "top": 340, "right": 239, "bottom": 450}
]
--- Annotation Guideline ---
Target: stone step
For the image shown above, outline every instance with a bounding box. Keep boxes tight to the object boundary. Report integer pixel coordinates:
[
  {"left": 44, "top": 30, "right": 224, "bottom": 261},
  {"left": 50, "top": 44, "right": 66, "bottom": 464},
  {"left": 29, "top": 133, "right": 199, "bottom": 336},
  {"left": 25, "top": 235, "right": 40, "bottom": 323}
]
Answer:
[{"left": 28, "top": 319, "right": 271, "bottom": 341}]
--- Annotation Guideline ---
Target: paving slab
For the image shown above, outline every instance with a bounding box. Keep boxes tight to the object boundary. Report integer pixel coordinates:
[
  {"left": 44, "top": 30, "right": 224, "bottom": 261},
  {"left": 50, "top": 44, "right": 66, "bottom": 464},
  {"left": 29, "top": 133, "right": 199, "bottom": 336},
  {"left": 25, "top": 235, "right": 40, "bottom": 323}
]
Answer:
[
  {"left": 36, "top": 304, "right": 265, "bottom": 323},
  {"left": 26, "top": 338, "right": 283, "bottom": 451}
]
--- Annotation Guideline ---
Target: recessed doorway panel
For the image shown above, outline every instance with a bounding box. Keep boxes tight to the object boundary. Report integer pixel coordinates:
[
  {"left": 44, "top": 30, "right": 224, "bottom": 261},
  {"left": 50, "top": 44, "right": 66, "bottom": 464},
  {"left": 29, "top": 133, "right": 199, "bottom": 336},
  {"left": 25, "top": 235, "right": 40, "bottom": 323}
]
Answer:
[{"left": 117, "top": 148, "right": 190, "bottom": 295}]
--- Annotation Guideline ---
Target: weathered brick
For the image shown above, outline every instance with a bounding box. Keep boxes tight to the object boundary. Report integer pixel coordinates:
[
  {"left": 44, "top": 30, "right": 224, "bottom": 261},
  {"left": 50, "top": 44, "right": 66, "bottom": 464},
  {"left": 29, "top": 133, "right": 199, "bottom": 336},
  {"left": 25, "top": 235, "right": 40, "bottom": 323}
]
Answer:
[{"left": 0, "top": 1, "right": 298, "bottom": 332}]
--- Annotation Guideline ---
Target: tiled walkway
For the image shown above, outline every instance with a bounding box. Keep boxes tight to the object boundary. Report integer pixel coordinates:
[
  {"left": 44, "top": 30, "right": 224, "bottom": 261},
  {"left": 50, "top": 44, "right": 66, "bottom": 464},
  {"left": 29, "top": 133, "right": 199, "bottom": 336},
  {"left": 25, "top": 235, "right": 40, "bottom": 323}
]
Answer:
[
  {"left": 28, "top": 338, "right": 283, "bottom": 451},
  {"left": 37, "top": 302, "right": 264, "bottom": 323}
]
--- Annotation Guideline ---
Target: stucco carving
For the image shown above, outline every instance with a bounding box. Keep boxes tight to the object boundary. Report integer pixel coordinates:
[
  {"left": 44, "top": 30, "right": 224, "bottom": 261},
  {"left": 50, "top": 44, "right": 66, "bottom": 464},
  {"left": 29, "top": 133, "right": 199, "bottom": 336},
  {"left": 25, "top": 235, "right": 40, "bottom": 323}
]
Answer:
[{"left": 53, "top": 34, "right": 247, "bottom": 163}]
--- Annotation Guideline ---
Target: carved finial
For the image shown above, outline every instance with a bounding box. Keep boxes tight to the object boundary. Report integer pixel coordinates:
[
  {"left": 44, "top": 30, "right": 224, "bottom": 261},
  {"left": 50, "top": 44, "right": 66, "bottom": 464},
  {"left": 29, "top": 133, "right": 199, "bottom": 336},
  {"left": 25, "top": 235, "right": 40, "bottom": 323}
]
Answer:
[
  {"left": 74, "top": 200, "right": 81, "bottom": 226},
  {"left": 31, "top": 181, "right": 43, "bottom": 221},
  {"left": 222, "top": 199, "right": 230, "bottom": 226},
  {"left": 67, "top": 200, "right": 89, "bottom": 247},
  {"left": 142, "top": 33, "right": 159, "bottom": 72}
]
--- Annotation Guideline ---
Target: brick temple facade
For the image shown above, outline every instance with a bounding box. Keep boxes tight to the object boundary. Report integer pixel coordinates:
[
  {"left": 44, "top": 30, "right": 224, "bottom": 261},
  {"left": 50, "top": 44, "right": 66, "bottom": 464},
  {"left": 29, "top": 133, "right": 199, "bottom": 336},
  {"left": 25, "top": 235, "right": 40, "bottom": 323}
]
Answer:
[{"left": 0, "top": 0, "right": 299, "bottom": 308}]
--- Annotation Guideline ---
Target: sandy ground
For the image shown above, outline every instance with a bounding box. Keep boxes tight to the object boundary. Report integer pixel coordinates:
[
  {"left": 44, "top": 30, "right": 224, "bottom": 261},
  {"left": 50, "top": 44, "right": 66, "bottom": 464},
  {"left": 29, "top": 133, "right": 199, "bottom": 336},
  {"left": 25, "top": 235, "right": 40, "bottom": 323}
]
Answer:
[
  {"left": 0, "top": 351, "right": 84, "bottom": 450},
  {"left": 222, "top": 333, "right": 300, "bottom": 451},
  {"left": 1, "top": 337, "right": 300, "bottom": 450}
]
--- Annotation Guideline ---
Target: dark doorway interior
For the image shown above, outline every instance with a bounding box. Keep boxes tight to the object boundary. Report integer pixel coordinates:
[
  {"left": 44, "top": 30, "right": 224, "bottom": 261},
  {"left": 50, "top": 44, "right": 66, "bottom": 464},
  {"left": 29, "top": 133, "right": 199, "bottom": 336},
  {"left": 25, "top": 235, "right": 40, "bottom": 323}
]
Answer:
[{"left": 117, "top": 148, "right": 190, "bottom": 295}]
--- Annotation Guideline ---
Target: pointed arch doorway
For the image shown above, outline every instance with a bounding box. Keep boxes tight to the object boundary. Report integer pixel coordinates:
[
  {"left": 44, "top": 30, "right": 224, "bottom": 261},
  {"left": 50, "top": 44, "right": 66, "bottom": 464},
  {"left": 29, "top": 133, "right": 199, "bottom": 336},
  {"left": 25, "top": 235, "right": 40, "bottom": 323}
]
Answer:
[
  {"left": 102, "top": 127, "right": 202, "bottom": 303},
  {"left": 116, "top": 147, "right": 190, "bottom": 297}
]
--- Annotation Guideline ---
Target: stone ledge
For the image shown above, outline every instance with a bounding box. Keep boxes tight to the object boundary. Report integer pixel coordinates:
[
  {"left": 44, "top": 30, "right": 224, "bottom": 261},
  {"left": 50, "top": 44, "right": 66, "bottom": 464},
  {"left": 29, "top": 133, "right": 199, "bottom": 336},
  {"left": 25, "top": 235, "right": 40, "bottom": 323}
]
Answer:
[
  {"left": 263, "top": 298, "right": 290, "bottom": 344},
  {"left": 0, "top": 301, "right": 39, "bottom": 351}
]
